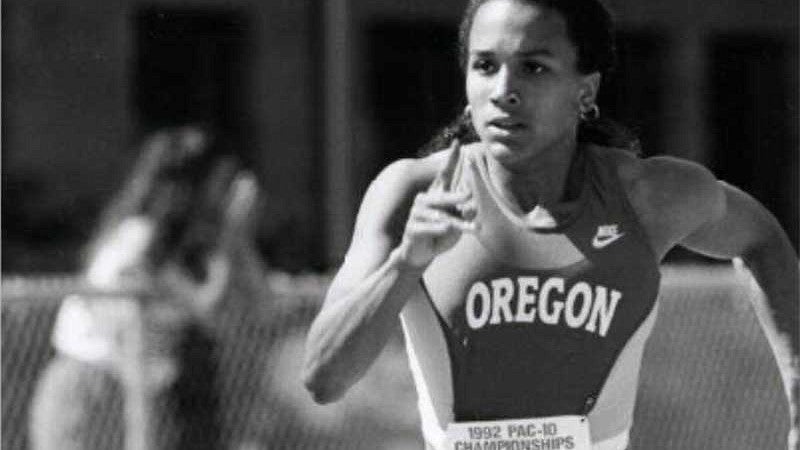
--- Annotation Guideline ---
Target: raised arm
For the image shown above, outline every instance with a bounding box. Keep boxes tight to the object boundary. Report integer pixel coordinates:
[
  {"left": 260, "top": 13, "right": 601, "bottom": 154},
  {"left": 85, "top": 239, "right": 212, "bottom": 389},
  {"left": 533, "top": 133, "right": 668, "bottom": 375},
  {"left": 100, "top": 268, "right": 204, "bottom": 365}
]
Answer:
[
  {"left": 680, "top": 180, "right": 799, "bottom": 448},
  {"left": 303, "top": 148, "right": 475, "bottom": 404}
]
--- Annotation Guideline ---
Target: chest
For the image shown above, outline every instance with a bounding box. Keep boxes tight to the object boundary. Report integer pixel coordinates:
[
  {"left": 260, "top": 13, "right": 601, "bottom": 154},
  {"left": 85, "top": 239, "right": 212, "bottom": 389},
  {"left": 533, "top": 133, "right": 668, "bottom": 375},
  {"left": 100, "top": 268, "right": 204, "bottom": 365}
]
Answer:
[
  {"left": 421, "top": 199, "right": 660, "bottom": 350},
  {"left": 433, "top": 240, "right": 650, "bottom": 322},
  {"left": 425, "top": 145, "right": 660, "bottom": 342}
]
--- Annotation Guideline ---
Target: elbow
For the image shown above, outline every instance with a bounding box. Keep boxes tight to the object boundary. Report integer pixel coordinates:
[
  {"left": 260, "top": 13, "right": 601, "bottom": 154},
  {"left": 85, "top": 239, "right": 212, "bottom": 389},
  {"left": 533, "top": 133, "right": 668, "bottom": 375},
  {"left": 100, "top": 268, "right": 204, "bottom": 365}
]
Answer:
[{"left": 302, "top": 358, "right": 346, "bottom": 405}]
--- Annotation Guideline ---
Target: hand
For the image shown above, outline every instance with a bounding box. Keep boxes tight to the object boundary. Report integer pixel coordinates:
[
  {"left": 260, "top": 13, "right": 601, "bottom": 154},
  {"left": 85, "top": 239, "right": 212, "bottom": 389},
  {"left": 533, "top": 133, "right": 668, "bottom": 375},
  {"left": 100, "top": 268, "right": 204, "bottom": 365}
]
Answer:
[
  {"left": 219, "top": 172, "right": 260, "bottom": 249},
  {"left": 156, "top": 252, "right": 231, "bottom": 319},
  {"left": 394, "top": 142, "right": 477, "bottom": 269}
]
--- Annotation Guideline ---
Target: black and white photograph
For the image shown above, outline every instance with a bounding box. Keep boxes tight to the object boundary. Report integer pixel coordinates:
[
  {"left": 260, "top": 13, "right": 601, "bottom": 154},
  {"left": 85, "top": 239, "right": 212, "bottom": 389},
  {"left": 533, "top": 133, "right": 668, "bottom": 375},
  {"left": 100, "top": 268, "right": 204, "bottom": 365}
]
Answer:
[{"left": 2, "top": 0, "right": 798, "bottom": 449}]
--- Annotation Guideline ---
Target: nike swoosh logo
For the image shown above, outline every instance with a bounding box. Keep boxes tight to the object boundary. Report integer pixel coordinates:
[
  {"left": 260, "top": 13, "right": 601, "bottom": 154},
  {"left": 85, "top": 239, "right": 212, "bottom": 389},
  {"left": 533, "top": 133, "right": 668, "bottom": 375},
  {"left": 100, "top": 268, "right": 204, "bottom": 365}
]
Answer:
[{"left": 592, "top": 233, "right": 625, "bottom": 249}]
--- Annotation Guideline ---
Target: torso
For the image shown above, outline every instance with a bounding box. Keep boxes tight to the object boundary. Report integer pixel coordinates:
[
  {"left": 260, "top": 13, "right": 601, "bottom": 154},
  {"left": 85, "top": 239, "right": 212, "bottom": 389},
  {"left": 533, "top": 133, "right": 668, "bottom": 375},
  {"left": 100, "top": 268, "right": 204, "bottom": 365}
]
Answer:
[{"left": 400, "top": 143, "right": 662, "bottom": 448}]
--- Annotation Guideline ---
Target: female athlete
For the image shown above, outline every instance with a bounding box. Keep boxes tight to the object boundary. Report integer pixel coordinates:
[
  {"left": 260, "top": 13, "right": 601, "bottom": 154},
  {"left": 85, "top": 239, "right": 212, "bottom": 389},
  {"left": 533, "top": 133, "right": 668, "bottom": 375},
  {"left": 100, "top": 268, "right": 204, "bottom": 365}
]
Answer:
[
  {"left": 303, "top": 1, "right": 799, "bottom": 448},
  {"left": 29, "top": 126, "right": 265, "bottom": 450}
]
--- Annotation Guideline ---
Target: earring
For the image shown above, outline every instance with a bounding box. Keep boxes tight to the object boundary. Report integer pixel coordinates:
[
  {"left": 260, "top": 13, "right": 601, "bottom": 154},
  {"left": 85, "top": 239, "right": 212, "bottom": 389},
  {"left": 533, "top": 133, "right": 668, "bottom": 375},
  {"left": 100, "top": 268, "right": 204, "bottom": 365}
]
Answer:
[
  {"left": 460, "top": 105, "right": 472, "bottom": 127},
  {"left": 579, "top": 104, "right": 600, "bottom": 121}
]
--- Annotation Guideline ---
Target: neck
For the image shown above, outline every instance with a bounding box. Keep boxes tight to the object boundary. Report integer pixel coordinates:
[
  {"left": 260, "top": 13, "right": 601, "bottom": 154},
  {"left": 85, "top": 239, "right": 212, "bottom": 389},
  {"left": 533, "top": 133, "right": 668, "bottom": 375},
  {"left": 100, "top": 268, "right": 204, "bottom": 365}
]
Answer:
[{"left": 485, "top": 136, "right": 581, "bottom": 213}]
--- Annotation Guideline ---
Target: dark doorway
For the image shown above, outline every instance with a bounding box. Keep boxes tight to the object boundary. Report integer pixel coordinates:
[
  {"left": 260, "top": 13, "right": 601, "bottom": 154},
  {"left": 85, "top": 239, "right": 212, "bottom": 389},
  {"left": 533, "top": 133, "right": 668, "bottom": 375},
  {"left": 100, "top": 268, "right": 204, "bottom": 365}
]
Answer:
[{"left": 709, "top": 34, "right": 798, "bottom": 249}]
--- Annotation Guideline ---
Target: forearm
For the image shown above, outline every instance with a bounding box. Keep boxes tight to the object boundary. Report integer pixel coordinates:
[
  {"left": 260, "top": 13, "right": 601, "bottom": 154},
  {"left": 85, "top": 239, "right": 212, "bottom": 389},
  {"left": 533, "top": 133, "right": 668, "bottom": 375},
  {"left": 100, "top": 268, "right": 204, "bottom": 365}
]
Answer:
[
  {"left": 303, "top": 248, "right": 424, "bottom": 403},
  {"left": 740, "top": 229, "right": 799, "bottom": 424}
]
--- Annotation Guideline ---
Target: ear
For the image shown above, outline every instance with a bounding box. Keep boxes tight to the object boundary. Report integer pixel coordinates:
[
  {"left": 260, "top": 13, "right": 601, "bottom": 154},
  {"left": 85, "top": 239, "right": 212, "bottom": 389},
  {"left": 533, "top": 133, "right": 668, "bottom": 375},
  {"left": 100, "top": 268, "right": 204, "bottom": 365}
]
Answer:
[{"left": 577, "top": 72, "right": 602, "bottom": 106}]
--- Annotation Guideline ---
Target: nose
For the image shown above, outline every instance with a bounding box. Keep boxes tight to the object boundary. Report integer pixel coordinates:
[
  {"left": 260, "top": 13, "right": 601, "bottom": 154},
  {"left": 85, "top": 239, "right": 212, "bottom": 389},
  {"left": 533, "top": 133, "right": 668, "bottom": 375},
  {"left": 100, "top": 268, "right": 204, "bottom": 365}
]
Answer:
[{"left": 489, "top": 66, "right": 521, "bottom": 108}]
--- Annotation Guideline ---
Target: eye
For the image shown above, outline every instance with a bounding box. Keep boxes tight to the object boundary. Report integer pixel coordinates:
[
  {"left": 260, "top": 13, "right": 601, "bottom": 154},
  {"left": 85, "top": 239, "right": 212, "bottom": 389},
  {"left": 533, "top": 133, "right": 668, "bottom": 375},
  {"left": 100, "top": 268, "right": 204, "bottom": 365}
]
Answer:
[
  {"left": 522, "top": 61, "right": 547, "bottom": 75},
  {"left": 471, "top": 58, "right": 497, "bottom": 74}
]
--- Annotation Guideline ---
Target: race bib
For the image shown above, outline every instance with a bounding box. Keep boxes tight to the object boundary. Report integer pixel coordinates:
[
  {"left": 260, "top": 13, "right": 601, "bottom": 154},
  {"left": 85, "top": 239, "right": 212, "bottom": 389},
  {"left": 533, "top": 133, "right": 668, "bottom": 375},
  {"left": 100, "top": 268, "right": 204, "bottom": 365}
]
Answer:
[{"left": 446, "top": 415, "right": 592, "bottom": 450}]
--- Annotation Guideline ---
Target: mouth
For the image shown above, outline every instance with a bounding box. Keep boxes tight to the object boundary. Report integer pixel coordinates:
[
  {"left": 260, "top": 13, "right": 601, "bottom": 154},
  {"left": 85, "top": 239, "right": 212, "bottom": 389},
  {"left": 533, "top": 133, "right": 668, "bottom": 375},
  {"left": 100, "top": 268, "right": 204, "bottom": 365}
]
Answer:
[{"left": 486, "top": 117, "right": 526, "bottom": 133}]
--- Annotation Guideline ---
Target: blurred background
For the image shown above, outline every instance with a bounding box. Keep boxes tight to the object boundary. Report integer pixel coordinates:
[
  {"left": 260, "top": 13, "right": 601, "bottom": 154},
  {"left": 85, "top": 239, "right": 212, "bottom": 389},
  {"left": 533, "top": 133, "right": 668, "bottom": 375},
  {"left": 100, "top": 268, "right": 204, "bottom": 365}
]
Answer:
[{"left": 2, "top": 0, "right": 798, "bottom": 449}]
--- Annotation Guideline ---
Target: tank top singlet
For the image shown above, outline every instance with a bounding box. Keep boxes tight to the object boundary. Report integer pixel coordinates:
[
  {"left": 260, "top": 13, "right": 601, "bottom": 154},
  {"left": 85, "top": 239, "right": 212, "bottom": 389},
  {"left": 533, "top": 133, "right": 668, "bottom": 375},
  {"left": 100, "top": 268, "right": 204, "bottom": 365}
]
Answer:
[{"left": 400, "top": 143, "right": 661, "bottom": 449}]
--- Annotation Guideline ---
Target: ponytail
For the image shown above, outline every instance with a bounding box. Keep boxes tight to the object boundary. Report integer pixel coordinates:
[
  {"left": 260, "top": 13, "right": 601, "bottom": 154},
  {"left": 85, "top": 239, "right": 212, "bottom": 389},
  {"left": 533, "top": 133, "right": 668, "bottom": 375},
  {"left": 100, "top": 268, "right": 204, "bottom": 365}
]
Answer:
[
  {"left": 578, "top": 117, "right": 641, "bottom": 155},
  {"left": 418, "top": 110, "right": 479, "bottom": 156}
]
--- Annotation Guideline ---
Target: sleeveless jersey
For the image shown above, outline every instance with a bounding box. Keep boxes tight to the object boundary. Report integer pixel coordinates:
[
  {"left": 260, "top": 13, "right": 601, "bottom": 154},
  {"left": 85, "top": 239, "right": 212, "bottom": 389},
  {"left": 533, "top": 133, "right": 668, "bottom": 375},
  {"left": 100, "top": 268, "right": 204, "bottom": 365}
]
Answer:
[{"left": 400, "top": 144, "right": 661, "bottom": 450}]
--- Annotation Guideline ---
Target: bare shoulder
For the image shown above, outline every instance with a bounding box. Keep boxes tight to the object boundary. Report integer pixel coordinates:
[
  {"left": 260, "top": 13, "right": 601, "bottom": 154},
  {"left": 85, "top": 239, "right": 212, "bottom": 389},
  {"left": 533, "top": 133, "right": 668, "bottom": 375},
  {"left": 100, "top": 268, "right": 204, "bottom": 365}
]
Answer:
[
  {"left": 354, "top": 150, "right": 449, "bottom": 238},
  {"left": 602, "top": 149, "right": 725, "bottom": 258},
  {"left": 325, "top": 150, "right": 449, "bottom": 293},
  {"left": 616, "top": 152, "right": 721, "bottom": 208},
  {"left": 364, "top": 150, "right": 447, "bottom": 208},
  {"left": 381, "top": 150, "right": 448, "bottom": 187}
]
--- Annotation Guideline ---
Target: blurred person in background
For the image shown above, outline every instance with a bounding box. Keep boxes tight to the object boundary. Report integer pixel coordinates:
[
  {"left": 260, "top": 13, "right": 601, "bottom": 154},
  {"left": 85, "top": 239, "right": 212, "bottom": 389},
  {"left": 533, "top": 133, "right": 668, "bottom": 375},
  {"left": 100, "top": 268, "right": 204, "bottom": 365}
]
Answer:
[
  {"left": 29, "top": 125, "right": 268, "bottom": 450},
  {"left": 303, "top": 0, "right": 799, "bottom": 449}
]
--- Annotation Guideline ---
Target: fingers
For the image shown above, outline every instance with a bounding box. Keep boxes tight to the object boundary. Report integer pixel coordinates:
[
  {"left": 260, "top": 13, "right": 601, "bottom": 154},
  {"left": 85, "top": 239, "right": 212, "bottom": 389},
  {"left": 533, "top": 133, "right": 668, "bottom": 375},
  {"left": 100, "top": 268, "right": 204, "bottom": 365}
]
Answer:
[
  {"left": 397, "top": 151, "right": 477, "bottom": 266},
  {"left": 429, "top": 138, "right": 462, "bottom": 193},
  {"left": 411, "top": 207, "right": 476, "bottom": 232},
  {"left": 417, "top": 189, "right": 470, "bottom": 208},
  {"left": 410, "top": 190, "right": 477, "bottom": 232},
  {"left": 411, "top": 198, "right": 476, "bottom": 223},
  {"left": 405, "top": 217, "right": 473, "bottom": 237},
  {"left": 413, "top": 190, "right": 475, "bottom": 218},
  {"left": 398, "top": 143, "right": 479, "bottom": 267},
  {"left": 438, "top": 138, "right": 461, "bottom": 192}
]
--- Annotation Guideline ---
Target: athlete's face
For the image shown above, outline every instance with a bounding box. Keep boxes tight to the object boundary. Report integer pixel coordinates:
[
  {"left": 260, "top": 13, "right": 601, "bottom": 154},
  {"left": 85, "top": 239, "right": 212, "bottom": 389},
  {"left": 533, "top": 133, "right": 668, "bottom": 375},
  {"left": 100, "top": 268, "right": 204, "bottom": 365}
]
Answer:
[{"left": 466, "top": 0, "right": 600, "bottom": 164}]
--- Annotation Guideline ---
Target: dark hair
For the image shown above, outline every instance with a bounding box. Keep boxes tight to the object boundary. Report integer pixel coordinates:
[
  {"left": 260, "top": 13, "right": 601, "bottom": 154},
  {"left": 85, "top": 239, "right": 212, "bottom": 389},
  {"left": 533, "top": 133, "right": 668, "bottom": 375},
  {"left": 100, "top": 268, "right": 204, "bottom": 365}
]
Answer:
[
  {"left": 87, "top": 126, "right": 246, "bottom": 280},
  {"left": 421, "top": 0, "right": 639, "bottom": 155},
  {"left": 458, "top": 0, "right": 616, "bottom": 76}
]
